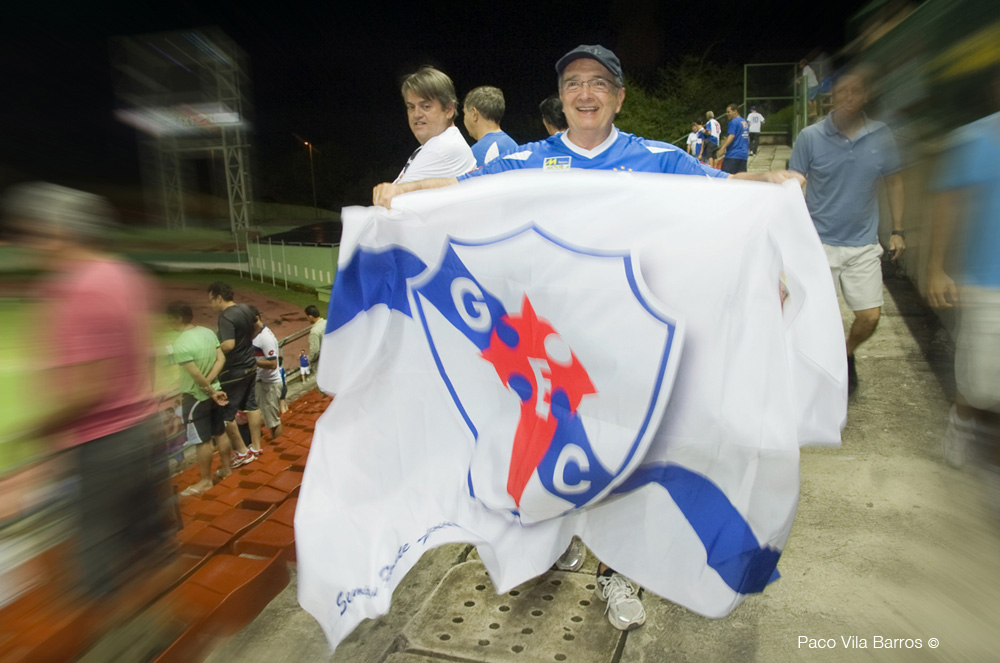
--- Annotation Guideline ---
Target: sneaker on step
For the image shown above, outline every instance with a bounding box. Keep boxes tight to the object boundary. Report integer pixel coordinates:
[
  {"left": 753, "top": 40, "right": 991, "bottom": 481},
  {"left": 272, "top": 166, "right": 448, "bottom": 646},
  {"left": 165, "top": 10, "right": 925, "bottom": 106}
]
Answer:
[
  {"left": 231, "top": 451, "right": 256, "bottom": 468},
  {"left": 554, "top": 537, "right": 586, "bottom": 571},
  {"left": 595, "top": 572, "right": 646, "bottom": 631},
  {"left": 250, "top": 447, "right": 263, "bottom": 458}
]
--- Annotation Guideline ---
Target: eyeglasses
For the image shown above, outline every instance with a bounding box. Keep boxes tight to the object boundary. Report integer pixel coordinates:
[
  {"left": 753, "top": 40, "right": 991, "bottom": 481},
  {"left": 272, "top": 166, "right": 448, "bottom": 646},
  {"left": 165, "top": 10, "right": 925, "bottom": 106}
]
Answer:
[{"left": 561, "top": 78, "right": 617, "bottom": 94}]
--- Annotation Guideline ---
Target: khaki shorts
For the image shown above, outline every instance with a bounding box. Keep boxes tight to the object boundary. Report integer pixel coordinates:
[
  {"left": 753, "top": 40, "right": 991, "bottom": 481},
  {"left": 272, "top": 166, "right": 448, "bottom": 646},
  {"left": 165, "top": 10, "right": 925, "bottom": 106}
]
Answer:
[
  {"left": 955, "top": 286, "right": 1000, "bottom": 412},
  {"left": 255, "top": 380, "right": 283, "bottom": 429},
  {"left": 823, "top": 243, "right": 884, "bottom": 311}
]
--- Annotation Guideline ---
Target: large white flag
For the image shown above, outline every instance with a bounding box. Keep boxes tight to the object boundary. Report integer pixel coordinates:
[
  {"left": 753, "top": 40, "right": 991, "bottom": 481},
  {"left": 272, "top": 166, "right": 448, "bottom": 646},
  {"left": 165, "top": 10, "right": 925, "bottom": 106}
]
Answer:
[{"left": 296, "top": 170, "right": 846, "bottom": 649}]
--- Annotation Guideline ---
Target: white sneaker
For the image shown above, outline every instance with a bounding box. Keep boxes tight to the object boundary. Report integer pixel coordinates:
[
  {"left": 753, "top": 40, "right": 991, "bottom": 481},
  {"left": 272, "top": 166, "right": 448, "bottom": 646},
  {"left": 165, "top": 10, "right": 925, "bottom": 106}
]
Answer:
[
  {"left": 942, "top": 405, "right": 977, "bottom": 469},
  {"left": 595, "top": 572, "right": 645, "bottom": 631},
  {"left": 554, "top": 538, "right": 586, "bottom": 571},
  {"left": 231, "top": 451, "right": 256, "bottom": 468}
]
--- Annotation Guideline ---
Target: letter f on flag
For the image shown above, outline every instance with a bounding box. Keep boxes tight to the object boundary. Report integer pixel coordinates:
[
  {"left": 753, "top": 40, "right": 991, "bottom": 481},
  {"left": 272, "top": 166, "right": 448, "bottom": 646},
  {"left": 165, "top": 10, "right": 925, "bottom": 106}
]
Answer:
[{"left": 480, "top": 296, "right": 596, "bottom": 506}]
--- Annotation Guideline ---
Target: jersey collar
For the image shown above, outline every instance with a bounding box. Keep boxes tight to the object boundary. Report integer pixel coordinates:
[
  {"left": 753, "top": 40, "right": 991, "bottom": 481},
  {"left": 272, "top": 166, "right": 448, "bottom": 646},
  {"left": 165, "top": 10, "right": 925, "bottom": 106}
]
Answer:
[{"left": 561, "top": 126, "right": 619, "bottom": 159}]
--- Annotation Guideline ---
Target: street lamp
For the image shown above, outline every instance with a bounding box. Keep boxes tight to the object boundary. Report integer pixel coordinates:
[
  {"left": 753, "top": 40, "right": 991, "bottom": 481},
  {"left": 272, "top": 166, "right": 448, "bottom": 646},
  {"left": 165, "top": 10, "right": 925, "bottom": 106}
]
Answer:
[
  {"left": 304, "top": 141, "right": 318, "bottom": 218},
  {"left": 293, "top": 133, "right": 319, "bottom": 218}
]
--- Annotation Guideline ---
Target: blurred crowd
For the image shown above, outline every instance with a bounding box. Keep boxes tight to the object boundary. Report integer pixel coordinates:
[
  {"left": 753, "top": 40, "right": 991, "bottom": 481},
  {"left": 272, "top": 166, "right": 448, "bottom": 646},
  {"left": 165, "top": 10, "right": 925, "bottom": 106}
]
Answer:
[{"left": 0, "top": 183, "right": 325, "bottom": 653}]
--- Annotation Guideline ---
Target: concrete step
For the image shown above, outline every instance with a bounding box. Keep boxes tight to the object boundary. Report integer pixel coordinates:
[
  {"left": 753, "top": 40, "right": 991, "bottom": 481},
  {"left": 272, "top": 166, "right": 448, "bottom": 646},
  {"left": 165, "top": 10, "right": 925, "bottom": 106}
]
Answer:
[{"left": 400, "top": 561, "right": 623, "bottom": 663}]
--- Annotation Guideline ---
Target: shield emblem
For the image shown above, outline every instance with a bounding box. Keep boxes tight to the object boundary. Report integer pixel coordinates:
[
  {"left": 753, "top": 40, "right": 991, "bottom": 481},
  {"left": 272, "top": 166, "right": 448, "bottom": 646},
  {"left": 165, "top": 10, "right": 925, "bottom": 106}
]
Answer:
[{"left": 410, "top": 225, "right": 683, "bottom": 524}]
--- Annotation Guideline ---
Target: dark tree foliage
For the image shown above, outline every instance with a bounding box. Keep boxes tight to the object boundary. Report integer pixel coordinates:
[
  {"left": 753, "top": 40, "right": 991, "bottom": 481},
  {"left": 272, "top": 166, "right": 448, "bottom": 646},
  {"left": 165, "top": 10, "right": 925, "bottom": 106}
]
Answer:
[{"left": 617, "top": 56, "right": 744, "bottom": 146}]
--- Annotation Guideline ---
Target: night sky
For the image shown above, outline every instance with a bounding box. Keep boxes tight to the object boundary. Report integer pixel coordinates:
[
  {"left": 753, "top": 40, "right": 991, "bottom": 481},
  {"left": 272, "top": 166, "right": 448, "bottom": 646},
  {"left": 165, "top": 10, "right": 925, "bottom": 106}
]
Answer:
[{"left": 1, "top": 0, "right": 872, "bottom": 213}]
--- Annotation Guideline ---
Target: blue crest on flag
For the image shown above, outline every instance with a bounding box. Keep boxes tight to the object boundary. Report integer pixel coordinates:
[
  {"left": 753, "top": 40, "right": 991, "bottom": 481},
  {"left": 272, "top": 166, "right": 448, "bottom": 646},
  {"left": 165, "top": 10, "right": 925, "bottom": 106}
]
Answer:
[{"left": 409, "top": 225, "right": 682, "bottom": 524}]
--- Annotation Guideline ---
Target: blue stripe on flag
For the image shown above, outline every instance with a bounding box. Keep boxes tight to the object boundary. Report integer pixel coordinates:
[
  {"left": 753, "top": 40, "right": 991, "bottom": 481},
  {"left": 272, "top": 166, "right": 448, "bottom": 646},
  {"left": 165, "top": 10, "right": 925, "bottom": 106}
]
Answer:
[
  {"left": 613, "top": 464, "right": 781, "bottom": 594},
  {"left": 414, "top": 245, "right": 509, "bottom": 351},
  {"left": 327, "top": 247, "right": 428, "bottom": 332}
]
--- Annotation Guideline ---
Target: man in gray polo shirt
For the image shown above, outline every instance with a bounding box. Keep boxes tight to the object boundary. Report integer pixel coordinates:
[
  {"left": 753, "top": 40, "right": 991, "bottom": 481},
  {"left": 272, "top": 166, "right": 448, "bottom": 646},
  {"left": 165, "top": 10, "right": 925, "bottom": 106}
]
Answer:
[{"left": 789, "top": 68, "right": 905, "bottom": 395}]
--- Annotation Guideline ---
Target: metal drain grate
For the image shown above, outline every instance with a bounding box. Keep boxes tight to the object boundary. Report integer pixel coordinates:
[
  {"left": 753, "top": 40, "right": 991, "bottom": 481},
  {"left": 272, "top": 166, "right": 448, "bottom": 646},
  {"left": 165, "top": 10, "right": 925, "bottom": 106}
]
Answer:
[{"left": 402, "top": 561, "right": 620, "bottom": 662}]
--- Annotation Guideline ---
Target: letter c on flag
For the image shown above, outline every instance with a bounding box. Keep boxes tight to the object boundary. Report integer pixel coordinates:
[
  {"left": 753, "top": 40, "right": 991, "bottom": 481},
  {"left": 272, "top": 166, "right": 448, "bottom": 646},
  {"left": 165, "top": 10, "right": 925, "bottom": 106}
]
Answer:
[
  {"left": 451, "top": 277, "right": 492, "bottom": 332},
  {"left": 554, "top": 443, "right": 591, "bottom": 494}
]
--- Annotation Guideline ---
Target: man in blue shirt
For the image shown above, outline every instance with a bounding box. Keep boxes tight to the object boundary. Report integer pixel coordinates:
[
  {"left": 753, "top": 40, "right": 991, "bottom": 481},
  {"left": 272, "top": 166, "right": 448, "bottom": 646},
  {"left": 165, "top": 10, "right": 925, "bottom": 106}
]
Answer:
[
  {"left": 717, "top": 103, "right": 750, "bottom": 174},
  {"left": 928, "top": 99, "right": 1000, "bottom": 474},
  {"left": 789, "top": 69, "right": 905, "bottom": 395},
  {"left": 374, "top": 45, "right": 802, "bottom": 208},
  {"left": 464, "top": 86, "right": 519, "bottom": 167}
]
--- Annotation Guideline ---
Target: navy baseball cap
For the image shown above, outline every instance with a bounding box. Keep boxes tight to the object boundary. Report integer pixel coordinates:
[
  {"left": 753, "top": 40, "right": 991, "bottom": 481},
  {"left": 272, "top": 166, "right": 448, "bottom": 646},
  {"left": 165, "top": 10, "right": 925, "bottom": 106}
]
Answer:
[
  {"left": 750, "top": 105, "right": 757, "bottom": 110},
  {"left": 555, "top": 45, "right": 624, "bottom": 82}
]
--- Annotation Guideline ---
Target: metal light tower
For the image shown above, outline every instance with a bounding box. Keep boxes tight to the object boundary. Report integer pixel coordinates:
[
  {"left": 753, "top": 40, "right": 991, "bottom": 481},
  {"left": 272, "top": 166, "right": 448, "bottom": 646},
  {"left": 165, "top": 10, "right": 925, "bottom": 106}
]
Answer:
[{"left": 111, "top": 29, "right": 255, "bottom": 235}]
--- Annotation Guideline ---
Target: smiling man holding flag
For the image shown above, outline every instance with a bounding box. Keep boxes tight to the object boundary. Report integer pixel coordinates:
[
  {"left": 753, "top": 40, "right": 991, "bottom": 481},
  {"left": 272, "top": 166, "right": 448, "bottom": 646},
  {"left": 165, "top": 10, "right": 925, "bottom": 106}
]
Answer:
[{"left": 296, "top": 45, "right": 846, "bottom": 650}]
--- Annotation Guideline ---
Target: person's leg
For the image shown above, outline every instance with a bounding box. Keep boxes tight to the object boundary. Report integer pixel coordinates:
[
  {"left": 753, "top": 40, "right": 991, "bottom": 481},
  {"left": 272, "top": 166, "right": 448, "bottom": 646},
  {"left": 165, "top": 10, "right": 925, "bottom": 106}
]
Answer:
[
  {"left": 183, "top": 396, "right": 218, "bottom": 491},
  {"left": 215, "top": 433, "right": 233, "bottom": 477},
  {"left": 76, "top": 428, "right": 138, "bottom": 598},
  {"left": 837, "top": 243, "right": 885, "bottom": 393},
  {"left": 846, "top": 307, "right": 881, "bottom": 356},
  {"left": 223, "top": 420, "right": 249, "bottom": 454},
  {"left": 192, "top": 442, "right": 214, "bottom": 489},
  {"left": 254, "top": 380, "right": 274, "bottom": 449},
  {"left": 245, "top": 409, "right": 263, "bottom": 452},
  {"left": 219, "top": 377, "right": 251, "bottom": 457},
  {"left": 240, "top": 373, "right": 262, "bottom": 453},
  {"left": 263, "top": 381, "right": 284, "bottom": 440},
  {"left": 947, "top": 287, "right": 1000, "bottom": 466}
]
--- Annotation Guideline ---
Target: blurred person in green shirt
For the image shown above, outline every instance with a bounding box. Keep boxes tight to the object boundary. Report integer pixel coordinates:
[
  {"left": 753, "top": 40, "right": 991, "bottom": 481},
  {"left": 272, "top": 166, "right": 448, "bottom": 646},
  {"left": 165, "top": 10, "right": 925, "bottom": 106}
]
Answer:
[{"left": 166, "top": 301, "right": 230, "bottom": 495}]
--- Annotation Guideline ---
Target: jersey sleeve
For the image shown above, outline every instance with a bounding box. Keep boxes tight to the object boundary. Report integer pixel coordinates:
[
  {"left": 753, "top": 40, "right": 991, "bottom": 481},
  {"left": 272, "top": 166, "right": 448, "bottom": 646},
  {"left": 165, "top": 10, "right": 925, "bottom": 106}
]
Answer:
[
  {"left": 260, "top": 331, "right": 279, "bottom": 360},
  {"left": 699, "top": 162, "right": 729, "bottom": 178},
  {"left": 658, "top": 144, "right": 728, "bottom": 178},
  {"left": 458, "top": 148, "right": 531, "bottom": 180}
]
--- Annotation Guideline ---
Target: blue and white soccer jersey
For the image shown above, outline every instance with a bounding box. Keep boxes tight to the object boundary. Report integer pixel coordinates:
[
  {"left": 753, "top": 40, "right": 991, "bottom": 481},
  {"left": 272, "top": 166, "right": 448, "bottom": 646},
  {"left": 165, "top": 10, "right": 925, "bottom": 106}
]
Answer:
[
  {"left": 726, "top": 116, "right": 750, "bottom": 160},
  {"left": 707, "top": 118, "right": 722, "bottom": 140},
  {"left": 458, "top": 128, "right": 728, "bottom": 180},
  {"left": 471, "top": 130, "right": 519, "bottom": 167}
]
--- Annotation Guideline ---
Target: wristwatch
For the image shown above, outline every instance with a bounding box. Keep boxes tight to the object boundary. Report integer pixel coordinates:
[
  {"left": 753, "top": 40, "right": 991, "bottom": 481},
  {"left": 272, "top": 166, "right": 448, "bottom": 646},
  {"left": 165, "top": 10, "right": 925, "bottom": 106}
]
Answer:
[{"left": 891, "top": 230, "right": 905, "bottom": 239}]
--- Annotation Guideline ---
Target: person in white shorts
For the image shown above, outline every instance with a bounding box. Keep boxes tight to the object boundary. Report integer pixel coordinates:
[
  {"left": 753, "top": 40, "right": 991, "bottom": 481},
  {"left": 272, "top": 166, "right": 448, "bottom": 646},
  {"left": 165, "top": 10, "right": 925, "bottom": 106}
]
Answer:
[
  {"left": 789, "top": 67, "right": 905, "bottom": 395},
  {"left": 299, "top": 350, "right": 311, "bottom": 382},
  {"left": 249, "top": 306, "right": 283, "bottom": 442},
  {"left": 927, "top": 83, "right": 1000, "bottom": 498}
]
